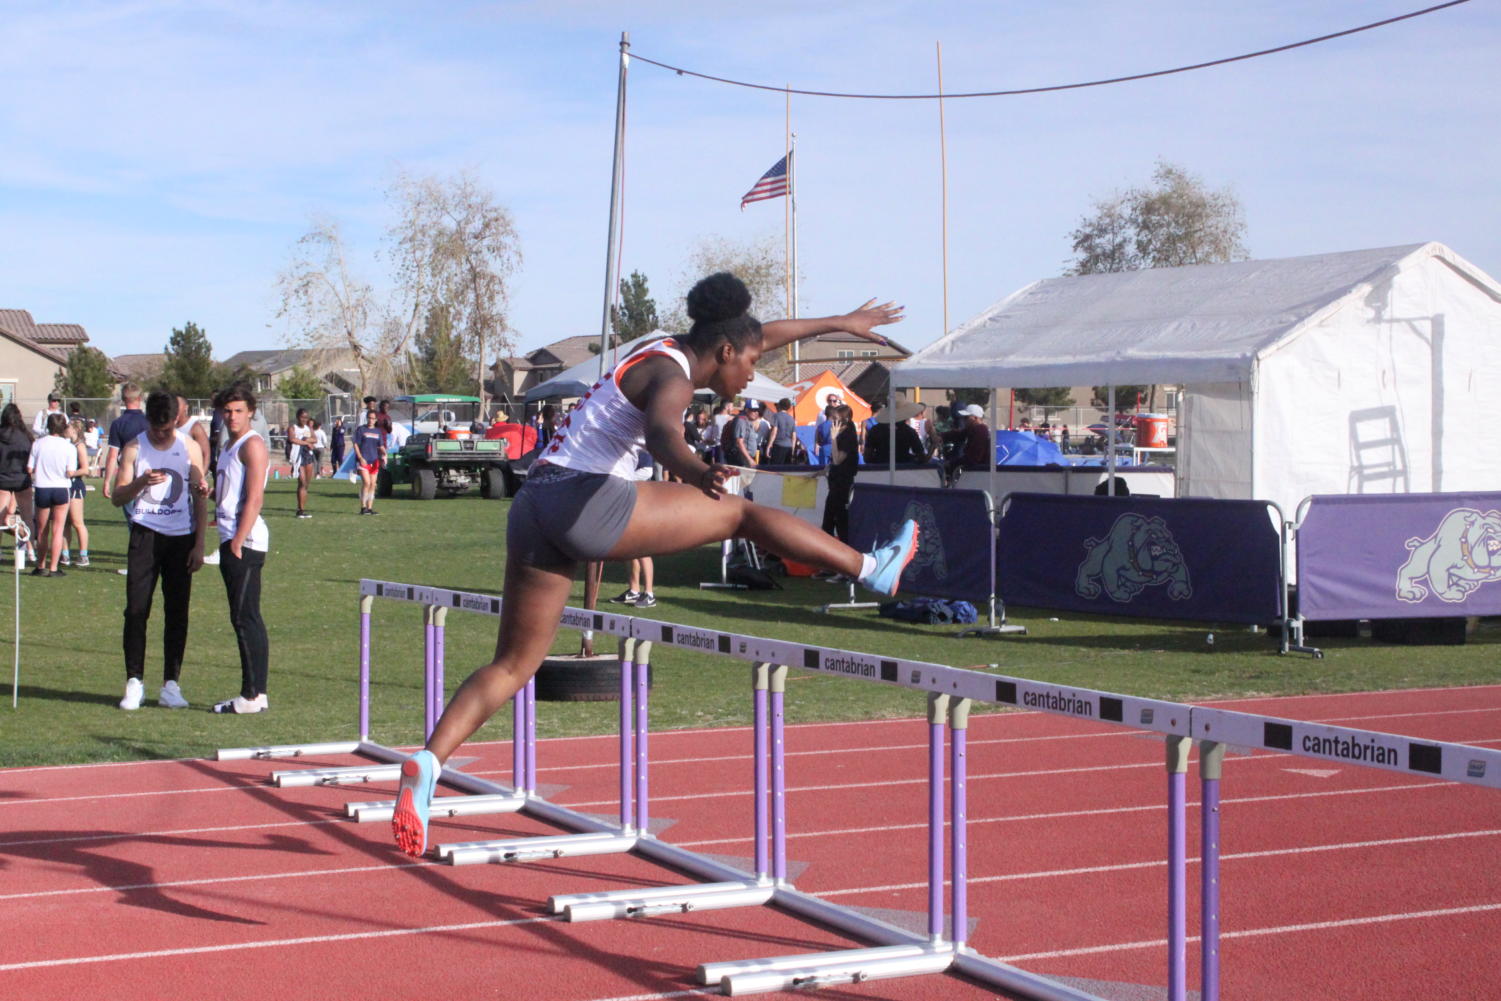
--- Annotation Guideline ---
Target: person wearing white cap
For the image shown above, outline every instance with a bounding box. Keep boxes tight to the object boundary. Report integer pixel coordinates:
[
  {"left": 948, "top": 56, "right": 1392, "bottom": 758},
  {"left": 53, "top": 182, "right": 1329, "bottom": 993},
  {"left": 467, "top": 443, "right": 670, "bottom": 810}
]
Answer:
[{"left": 941, "top": 403, "right": 991, "bottom": 482}]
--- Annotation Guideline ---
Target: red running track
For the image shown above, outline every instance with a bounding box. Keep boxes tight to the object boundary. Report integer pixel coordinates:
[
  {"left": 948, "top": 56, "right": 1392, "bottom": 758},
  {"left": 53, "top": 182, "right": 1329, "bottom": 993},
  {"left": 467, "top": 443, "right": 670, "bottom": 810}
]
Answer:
[{"left": 2, "top": 685, "right": 1500, "bottom": 1000}]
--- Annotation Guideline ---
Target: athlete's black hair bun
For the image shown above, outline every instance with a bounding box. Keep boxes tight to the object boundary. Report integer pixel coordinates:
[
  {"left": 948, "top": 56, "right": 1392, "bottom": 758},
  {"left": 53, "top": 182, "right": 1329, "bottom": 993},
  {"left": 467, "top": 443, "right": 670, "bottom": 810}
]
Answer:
[{"left": 686, "top": 272, "right": 752, "bottom": 325}]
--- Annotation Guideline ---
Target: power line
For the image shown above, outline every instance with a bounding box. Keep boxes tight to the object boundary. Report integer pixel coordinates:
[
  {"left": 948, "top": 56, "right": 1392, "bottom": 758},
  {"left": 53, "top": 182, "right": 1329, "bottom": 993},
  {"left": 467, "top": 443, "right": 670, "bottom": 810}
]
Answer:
[{"left": 629, "top": 1, "right": 1470, "bottom": 101}]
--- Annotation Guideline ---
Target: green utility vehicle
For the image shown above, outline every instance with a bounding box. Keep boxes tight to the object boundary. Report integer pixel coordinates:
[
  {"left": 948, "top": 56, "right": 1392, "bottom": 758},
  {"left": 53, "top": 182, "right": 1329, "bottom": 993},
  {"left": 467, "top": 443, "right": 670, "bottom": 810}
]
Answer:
[{"left": 375, "top": 395, "right": 516, "bottom": 500}]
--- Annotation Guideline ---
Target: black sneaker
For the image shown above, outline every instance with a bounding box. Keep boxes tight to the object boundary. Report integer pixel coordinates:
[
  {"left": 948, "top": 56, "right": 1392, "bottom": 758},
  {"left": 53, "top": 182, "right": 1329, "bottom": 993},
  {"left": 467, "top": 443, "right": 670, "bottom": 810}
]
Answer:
[
  {"left": 29, "top": 567, "right": 47, "bottom": 577},
  {"left": 296, "top": 510, "right": 312, "bottom": 519},
  {"left": 634, "top": 593, "right": 657, "bottom": 609},
  {"left": 608, "top": 590, "right": 641, "bottom": 604}
]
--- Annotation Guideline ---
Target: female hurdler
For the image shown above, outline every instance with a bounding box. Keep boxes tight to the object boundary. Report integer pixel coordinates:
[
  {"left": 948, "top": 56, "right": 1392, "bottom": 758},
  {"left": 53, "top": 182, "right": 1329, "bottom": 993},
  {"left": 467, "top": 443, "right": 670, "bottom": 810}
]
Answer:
[{"left": 393, "top": 273, "right": 920, "bottom": 855}]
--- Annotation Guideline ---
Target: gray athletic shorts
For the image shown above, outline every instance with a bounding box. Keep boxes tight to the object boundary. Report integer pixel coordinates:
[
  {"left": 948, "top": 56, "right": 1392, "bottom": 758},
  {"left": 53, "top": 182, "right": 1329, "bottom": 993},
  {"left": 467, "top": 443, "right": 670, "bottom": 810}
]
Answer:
[{"left": 508, "top": 463, "right": 638, "bottom": 568}]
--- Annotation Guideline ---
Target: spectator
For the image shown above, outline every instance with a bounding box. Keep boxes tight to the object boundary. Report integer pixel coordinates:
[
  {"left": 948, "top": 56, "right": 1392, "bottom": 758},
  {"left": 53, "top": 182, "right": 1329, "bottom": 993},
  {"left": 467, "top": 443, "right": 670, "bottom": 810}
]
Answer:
[
  {"left": 766, "top": 398, "right": 796, "bottom": 465},
  {"left": 103, "top": 383, "right": 149, "bottom": 501},
  {"left": 821, "top": 405, "right": 859, "bottom": 543},
  {"left": 312, "top": 420, "right": 328, "bottom": 475},
  {"left": 1058, "top": 422, "right": 1072, "bottom": 453},
  {"left": 752, "top": 405, "right": 773, "bottom": 463},
  {"left": 725, "top": 404, "right": 760, "bottom": 466},
  {"left": 83, "top": 418, "right": 101, "bottom": 475},
  {"left": 813, "top": 404, "right": 836, "bottom": 466},
  {"left": 375, "top": 399, "right": 393, "bottom": 434},
  {"left": 352, "top": 408, "right": 387, "bottom": 516},
  {"left": 111, "top": 390, "right": 208, "bottom": 710},
  {"left": 538, "top": 404, "right": 558, "bottom": 448},
  {"left": 864, "top": 399, "right": 929, "bottom": 465},
  {"left": 0, "top": 404, "right": 34, "bottom": 560},
  {"left": 27, "top": 413, "right": 79, "bottom": 576},
  {"left": 211, "top": 384, "right": 271, "bottom": 714},
  {"left": 32, "top": 392, "right": 64, "bottom": 436},
  {"left": 288, "top": 408, "right": 316, "bottom": 519},
  {"left": 941, "top": 404, "right": 992, "bottom": 483},
  {"left": 330, "top": 416, "right": 346, "bottom": 472},
  {"left": 60, "top": 418, "right": 90, "bottom": 567},
  {"left": 683, "top": 408, "right": 706, "bottom": 458}
]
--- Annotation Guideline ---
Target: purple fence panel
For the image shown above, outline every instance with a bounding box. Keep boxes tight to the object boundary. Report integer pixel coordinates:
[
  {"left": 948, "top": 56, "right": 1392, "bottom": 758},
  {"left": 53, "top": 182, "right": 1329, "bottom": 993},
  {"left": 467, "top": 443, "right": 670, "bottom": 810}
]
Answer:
[
  {"left": 849, "top": 483, "right": 993, "bottom": 603},
  {"left": 1297, "top": 492, "right": 1501, "bottom": 620}
]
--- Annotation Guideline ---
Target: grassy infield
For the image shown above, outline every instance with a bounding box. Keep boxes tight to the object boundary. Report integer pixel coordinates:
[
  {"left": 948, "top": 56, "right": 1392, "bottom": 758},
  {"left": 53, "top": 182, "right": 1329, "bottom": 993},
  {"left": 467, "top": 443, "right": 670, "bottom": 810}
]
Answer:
[{"left": 1, "top": 478, "right": 1496, "bottom": 768}]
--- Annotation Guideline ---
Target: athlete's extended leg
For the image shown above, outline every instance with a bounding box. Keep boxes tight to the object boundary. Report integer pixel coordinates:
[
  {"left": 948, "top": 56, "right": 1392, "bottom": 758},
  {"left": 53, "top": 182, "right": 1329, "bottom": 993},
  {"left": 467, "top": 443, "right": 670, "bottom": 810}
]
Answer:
[{"left": 392, "top": 555, "right": 574, "bottom": 856}]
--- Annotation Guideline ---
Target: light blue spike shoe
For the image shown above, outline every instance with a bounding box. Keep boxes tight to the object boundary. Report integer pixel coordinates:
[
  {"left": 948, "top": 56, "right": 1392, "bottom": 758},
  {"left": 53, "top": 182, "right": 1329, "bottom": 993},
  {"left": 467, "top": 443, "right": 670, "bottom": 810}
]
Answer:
[
  {"left": 392, "top": 749, "right": 440, "bottom": 857},
  {"left": 859, "top": 519, "right": 920, "bottom": 596}
]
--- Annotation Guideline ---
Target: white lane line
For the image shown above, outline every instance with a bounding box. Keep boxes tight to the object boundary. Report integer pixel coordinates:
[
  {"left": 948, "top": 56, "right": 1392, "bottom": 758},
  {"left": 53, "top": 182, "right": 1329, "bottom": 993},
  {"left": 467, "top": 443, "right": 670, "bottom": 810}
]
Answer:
[
  {"left": 0, "top": 860, "right": 439, "bottom": 901},
  {"left": 676, "top": 780, "right": 1448, "bottom": 848},
  {"left": 999, "top": 901, "right": 1501, "bottom": 962},
  {"left": 0, "top": 915, "right": 553, "bottom": 972},
  {"left": 0, "top": 819, "right": 343, "bottom": 849},
  {"left": 582, "top": 992, "right": 713, "bottom": 1001},
  {"left": 0, "top": 784, "right": 261, "bottom": 807},
  {"left": 818, "top": 828, "right": 1501, "bottom": 897}
]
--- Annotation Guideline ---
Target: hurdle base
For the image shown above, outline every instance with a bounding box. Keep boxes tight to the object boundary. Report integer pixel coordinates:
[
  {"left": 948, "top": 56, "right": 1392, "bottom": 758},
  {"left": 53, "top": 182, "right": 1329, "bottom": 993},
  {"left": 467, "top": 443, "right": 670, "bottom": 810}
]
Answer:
[
  {"left": 956, "top": 623, "right": 1028, "bottom": 638},
  {"left": 216, "top": 740, "right": 361, "bottom": 761},
  {"left": 442, "top": 830, "right": 640, "bottom": 865},
  {"left": 705, "top": 944, "right": 954, "bottom": 995},
  {"left": 345, "top": 792, "right": 526, "bottom": 823},
  {"left": 275, "top": 763, "right": 400, "bottom": 787},
  {"left": 553, "top": 880, "right": 774, "bottom": 922}
]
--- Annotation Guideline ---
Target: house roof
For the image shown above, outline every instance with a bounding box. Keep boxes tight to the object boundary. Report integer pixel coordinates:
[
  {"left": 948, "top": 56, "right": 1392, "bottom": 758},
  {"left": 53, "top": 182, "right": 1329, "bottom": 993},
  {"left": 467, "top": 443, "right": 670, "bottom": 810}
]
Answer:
[
  {"left": 0, "top": 309, "right": 43, "bottom": 344},
  {"left": 33, "top": 323, "right": 89, "bottom": 345},
  {"left": 110, "top": 353, "right": 168, "bottom": 381},
  {"left": 896, "top": 242, "right": 1498, "bottom": 389},
  {"left": 0, "top": 324, "right": 68, "bottom": 366},
  {"left": 221, "top": 348, "right": 321, "bottom": 374},
  {"left": 527, "top": 335, "right": 598, "bottom": 369}
]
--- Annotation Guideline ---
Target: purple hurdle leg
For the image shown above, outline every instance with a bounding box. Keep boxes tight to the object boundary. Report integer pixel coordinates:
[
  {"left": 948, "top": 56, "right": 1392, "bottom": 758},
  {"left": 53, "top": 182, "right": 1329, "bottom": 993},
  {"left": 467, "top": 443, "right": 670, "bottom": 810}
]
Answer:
[
  {"left": 525, "top": 677, "right": 538, "bottom": 794},
  {"left": 754, "top": 664, "right": 770, "bottom": 880},
  {"left": 770, "top": 665, "right": 788, "bottom": 883},
  {"left": 928, "top": 693, "right": 948, "bottom": 943},
  {"left": 358, "top": 595, "right": 372, "bottom": 741},
  {"left": 423, "top": 607, "right": 436, "bottom": 742},
  {"left": 1200, "top": 740, "right": 1226, "bottom": 1001},
  {"left": 619, "top": 638, "right": 635, "bottom": 832},
  {"left": 512, "top": 685, "right": 526, "bottom": 793},
  {"left": 634, "top": 642, "right": 652, "bottom": 834},
  {"left": 1167, "top": 736, "right": 1191, "bottom": 1001},
  {"left": 433, "top": 607, "right": 447, "bottom": 722},
  {"left": 950, "top": 698, "right": 971, "bottom": 949}
]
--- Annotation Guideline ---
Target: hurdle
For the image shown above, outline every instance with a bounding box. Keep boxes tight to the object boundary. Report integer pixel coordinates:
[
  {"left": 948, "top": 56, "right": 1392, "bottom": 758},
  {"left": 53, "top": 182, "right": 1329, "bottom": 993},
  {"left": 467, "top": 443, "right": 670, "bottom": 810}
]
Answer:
[
  {"left": 1190, "top": 706, "right": 1501, "bottom": 1001},
  {"left": 224, "top": 578, "right": 1218, "bottom": 1000}
]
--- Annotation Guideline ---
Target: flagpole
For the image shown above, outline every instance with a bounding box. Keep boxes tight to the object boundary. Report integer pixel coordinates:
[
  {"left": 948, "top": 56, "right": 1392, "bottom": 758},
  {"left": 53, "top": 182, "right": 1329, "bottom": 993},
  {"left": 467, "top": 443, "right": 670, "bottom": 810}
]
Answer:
[
  {"left": 598, "top": 32, "right": 630, "bottom": 378},
  {"left": 937, "top": 41, "right": 950, "bottom": 340},
  {"left": 786, "top": 87, "right": 800, "bottom": 383}
]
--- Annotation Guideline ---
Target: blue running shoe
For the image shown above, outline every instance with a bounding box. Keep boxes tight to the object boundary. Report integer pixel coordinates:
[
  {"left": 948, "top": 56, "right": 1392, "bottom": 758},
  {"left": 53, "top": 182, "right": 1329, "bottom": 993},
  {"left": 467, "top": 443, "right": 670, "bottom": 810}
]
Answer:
[
  {"left": 859, "top": 519, "right": 920, "bottom": 596},
  {"left": 392, "top": 749, "right": 440, "bottom": 857}
]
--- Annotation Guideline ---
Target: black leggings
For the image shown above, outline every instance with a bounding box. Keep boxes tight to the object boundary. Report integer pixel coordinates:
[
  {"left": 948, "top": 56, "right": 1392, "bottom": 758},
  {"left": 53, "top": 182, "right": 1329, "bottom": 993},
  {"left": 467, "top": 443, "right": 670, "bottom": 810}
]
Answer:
[
  {"left": 822, "top": 473, "right": 854, "bottom": 543},
  {"left": 124, "top": 524, "right": 194, "bottom": 682},
  {"left": 219, "top": 543, "right": 270, "bottom": 698}
]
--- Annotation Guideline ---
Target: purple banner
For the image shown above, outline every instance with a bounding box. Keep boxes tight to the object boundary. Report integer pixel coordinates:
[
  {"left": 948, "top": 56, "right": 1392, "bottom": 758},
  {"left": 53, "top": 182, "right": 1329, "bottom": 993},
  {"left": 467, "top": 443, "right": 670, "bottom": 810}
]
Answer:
[
  {"left": 1297, "top": 492, "right": 1501, "bottom": 620},
  {"left": 997, "top": 493, "right": 1282, "bottom": 624},
  {"left": 849, "top": 483, "right": 993, "bottom": 603}
]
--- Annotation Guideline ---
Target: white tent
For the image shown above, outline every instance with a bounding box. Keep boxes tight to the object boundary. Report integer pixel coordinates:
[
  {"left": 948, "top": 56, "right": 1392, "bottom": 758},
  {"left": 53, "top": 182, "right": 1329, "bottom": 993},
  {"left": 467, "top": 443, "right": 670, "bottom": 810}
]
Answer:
[
  {"left": 896, "top": 242, "right": 1501, "bottom": 515},
  {"left": 525, "top": 333, "right": 792, "bottom": 404}
]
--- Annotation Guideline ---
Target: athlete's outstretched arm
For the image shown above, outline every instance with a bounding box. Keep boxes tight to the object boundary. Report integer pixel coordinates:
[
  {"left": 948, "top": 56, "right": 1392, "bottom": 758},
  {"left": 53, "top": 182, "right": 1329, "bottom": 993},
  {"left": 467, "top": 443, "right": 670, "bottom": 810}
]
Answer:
[{"left": 758, "top": 300, "right": 904, "bottom": 353}]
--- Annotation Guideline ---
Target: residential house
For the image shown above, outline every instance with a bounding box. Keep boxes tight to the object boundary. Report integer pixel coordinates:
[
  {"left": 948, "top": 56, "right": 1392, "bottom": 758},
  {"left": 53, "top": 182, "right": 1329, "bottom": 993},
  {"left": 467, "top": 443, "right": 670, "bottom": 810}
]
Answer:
[
  {"left": 490, "top": 335, "right": 601, "bottom": 412},
  {"left": 0, "top": 308, "right": 89, "bottom": 413}
]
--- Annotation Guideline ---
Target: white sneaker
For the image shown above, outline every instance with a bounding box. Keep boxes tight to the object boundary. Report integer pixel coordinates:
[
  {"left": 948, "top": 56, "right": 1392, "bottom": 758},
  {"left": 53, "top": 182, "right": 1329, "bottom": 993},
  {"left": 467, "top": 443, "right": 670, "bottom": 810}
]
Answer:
[
  {"left": 119, "top": 678, "right": 144, "bottom": 711},
  {"left": 202, "top": 549, "right": 221, "bottom": 565},
  {"left": 158, "top": 680, "right": 189, "bottom": 709},
  {"left": 212, "top": 693, "right": 268, "bottom": 714}
]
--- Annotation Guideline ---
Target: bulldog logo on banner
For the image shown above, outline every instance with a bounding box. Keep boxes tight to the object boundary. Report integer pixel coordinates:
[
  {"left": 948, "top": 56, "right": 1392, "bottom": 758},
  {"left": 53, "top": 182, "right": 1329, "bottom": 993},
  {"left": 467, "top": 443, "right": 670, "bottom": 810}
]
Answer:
[
  {"left": 1075, "top": 513, "right": 1193, "bottom": 604},
  {"left": 899, "top": 500, "right": 948, "bottom": 582},
  {"left": 1396, "top": 507, "right": 1501, "bottom": 604}
]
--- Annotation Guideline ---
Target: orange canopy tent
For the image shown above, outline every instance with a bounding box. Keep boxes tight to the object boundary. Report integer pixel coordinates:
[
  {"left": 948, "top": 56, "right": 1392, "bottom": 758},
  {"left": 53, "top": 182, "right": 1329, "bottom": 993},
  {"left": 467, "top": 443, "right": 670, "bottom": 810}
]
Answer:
[{"left": 786, "top": 369, "right": 871, "bottom": 425}]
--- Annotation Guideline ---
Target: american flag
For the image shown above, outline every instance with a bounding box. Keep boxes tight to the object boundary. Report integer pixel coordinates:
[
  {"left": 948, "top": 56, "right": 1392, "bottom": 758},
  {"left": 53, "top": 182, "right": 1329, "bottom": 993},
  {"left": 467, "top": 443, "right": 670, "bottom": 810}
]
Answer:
[{"left": 740, "top": 153, "right": 790, "bottom": 209}]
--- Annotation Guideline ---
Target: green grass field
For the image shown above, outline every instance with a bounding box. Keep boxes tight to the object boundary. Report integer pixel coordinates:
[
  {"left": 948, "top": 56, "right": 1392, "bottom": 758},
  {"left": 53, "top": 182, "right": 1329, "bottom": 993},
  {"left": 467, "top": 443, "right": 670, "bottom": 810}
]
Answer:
[{"left": 1, "top": 476, "right": 1496, "bottom": 768}]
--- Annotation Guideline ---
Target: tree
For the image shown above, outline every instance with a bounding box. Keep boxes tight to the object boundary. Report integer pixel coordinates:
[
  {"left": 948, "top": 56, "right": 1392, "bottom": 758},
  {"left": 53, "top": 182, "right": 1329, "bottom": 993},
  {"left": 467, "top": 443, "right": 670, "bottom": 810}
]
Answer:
[
  {"left": 156, "top": 321, "right": 219, "bottom": 397},
  {"left": 410, "top": 304, "right": 472, "bottom": 394},
  {"left": 597, "top": 270, "right": 659, "bottom": 353},
  {"left": 1067, "top": 161, "right": 1249, "bottom": 410},
  {"left": 54, "top": 345, "right": 115, "bottom": 415},
  {"left": 278, "top": 219, "right": 390, "bottom": 399},
  {"left": 1066, "top": 160, "right": 1248, "bottom": 276},
  {"left": 275, "top": 365, "right": 326, "bottom": 402},
  {"left": 388, "top": 171, "right": 521, "bottom": 409},
  {"left": 666, "top": 234, "right": 797, "bottom": 379},
  {"left": 1012, "top": 387, "right": 1074, "bottom": 407}
]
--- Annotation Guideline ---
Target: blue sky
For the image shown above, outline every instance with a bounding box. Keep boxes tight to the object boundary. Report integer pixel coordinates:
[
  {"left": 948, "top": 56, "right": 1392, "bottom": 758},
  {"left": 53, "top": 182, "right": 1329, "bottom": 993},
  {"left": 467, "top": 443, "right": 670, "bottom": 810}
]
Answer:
[{"left": 3, "top": 0, "right": 1496, "bottom": 362}]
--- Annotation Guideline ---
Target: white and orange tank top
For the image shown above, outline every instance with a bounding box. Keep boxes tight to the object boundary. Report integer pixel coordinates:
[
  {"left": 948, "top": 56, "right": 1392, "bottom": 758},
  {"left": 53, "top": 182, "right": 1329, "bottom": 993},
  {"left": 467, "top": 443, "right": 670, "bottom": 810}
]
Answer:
[{"left": 540, "top": 337, "right": 693, "bottom": 479}]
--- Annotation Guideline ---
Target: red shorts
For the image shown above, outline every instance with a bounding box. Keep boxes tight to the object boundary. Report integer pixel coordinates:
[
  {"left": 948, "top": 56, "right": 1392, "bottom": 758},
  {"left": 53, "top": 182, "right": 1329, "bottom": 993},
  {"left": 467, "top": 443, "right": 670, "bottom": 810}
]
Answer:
[{"left": 359, "top": 460, "right": 381, "bottom": 477}]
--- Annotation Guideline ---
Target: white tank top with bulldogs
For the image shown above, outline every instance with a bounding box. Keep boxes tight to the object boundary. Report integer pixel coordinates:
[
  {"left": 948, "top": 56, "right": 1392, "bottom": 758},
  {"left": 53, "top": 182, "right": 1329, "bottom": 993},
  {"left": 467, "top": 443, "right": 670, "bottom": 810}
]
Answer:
[
  {"left": 539, "top": 337, "right": 693, "bottom": 480},
  {"left": 128, "top": 429, "right": 195, "bottom": 537},
  {"left": 216, "top": 432, "right": 269, "bottom": 552}
]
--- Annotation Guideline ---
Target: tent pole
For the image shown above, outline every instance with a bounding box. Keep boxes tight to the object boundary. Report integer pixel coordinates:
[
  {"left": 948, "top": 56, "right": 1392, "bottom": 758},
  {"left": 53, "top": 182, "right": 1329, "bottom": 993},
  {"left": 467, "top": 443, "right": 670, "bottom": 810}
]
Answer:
[
  {"left": 988, "top": 392, "right": 997, "bottom": 510},
  {"left": 888, "top": 389, "right": 897, "bottom": 486},
  {"left": 1107, "top": 382, "right": 1117, "bottom": 494}
]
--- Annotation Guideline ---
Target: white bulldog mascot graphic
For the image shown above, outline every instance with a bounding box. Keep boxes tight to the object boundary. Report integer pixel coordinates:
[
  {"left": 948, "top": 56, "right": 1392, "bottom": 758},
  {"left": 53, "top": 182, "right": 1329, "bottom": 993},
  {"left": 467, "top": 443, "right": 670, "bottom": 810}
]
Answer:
[
  {"left": 891, "top": 500, "right": 947, "bottom": 582},
  {"left": 1396, "top": 507, "right": 1501, "bottom": 604},
  {"left": 1075, "top": 513, "right": 1192, "bottom": 603}
]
